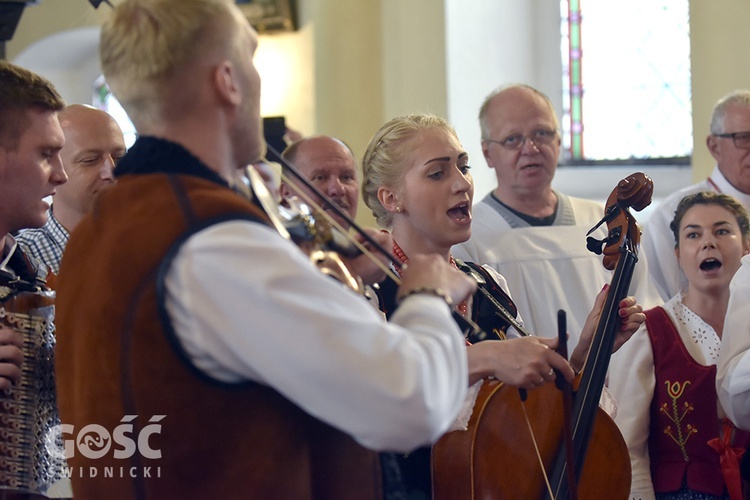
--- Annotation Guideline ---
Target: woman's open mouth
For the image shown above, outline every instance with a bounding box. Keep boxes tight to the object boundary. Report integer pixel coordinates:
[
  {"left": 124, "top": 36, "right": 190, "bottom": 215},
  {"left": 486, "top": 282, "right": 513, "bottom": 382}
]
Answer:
[{"left": 447, "top": 202, "right": 470, "bottom": 222}]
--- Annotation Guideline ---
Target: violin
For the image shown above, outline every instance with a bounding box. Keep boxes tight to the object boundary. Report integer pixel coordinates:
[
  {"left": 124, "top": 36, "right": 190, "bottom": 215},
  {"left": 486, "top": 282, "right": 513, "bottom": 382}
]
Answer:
[
  {"left": 251, "top": 144, "right": 491, "bottom": 339},
  {"left": 236, "top": 161, "right": 363, "bottom": 294},
  {"left": 431, "top": 172, "right": 653, "bottom": 499},
  {"left": 282, "top": 196, "right": 366, "bottom": 295}
]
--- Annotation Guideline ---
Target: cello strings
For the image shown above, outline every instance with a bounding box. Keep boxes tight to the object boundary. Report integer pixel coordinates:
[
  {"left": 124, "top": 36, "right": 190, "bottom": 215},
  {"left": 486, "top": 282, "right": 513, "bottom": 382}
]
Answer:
[{"left": 520, "top": 401, "right": 555, "bottom": 499}]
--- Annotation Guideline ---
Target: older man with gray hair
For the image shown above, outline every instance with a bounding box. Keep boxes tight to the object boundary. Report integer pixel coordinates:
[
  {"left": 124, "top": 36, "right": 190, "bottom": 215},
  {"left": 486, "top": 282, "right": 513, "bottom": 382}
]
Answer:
[
  {"left": 643, "top": 89, "right": 750, "bottom": 301},
  {"left": 454, "top": 83, "right": 659, "bottom": 350}
]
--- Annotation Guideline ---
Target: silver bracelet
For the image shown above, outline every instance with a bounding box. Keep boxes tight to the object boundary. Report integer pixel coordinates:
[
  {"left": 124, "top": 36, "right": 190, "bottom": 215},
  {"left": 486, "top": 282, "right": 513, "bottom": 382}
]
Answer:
[{"left": 396, "top": 287, "right": 453, "bottom": 307}]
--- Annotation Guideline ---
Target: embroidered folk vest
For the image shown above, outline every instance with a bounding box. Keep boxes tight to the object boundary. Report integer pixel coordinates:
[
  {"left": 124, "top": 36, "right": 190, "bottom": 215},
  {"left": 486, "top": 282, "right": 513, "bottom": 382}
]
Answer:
[
  {"left": 647, "top": 306, "right": 750, "bottom": 496},
  {"left": 55, "top": 173, "right": 381, "bottom": 499}
]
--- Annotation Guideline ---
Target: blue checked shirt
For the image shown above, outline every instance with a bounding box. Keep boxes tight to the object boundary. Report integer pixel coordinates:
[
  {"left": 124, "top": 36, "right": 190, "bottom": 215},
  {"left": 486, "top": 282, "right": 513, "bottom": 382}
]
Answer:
[{"left": 16, "top": 207, "right": 69, "bottom": 276}]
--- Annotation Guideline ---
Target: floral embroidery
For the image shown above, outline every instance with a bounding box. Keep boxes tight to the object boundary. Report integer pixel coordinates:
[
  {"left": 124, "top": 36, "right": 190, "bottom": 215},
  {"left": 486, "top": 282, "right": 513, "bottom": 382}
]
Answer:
[{"left": 660, "top": 380, "right": 696, "bottom": 461}]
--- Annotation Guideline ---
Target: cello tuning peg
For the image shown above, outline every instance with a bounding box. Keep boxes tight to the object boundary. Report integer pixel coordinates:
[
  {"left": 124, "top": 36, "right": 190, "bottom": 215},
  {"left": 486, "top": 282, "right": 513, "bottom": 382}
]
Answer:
[{"left": 587, "top": 236, "right": 605, "bottom": 255}]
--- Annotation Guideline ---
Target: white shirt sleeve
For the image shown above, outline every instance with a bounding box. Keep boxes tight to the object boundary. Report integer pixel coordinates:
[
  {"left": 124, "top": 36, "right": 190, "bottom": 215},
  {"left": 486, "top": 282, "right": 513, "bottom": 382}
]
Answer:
[
  {"left": 717, "top": 254, "right": 750, "bottom": 429},
  {"left": 608, "top": 323, "right": 656, "bottom": 500},
  {"left": 163, "top": 220, "right": 469, "bottom": 452}
]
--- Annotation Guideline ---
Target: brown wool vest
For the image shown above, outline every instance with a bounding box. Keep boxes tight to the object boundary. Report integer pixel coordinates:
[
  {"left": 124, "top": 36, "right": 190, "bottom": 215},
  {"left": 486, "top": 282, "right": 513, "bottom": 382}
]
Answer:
[{"left": 55, "top": 173, "right": 382, "bottom": 500}]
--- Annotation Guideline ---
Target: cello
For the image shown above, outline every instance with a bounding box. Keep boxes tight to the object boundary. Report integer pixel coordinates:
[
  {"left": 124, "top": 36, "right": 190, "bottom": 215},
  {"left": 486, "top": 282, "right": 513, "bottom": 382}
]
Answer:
[{"left": 431, "top": 172, "right": 654, "bottom": 499}]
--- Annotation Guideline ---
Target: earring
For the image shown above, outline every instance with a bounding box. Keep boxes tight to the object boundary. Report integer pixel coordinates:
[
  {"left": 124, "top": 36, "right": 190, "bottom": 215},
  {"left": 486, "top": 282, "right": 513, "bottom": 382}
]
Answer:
[{"left": 396, "top": 205, "right": 402, "bottom": 213}]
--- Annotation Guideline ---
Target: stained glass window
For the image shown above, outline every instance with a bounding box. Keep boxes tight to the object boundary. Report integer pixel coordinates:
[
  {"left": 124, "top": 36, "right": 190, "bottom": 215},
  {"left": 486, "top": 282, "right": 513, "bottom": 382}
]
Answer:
[{"left": 560, "top": 0, "right": 692, "bottom": 162}]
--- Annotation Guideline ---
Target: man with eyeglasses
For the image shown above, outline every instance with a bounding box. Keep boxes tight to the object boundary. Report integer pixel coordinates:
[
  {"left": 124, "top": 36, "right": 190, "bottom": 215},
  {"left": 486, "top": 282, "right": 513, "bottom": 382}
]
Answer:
[
  {"left": 454, "top": 84, "right": 660, "bottom": 354},
  {"left": 642, "top": 90, "right": 750, "bottom": 301}
]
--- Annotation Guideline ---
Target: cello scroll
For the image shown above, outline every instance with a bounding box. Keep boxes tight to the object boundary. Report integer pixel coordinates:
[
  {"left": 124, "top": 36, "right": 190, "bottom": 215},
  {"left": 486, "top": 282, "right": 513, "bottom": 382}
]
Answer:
[{"left": 586, "top": 172, "right": 653, "bottom": 270}]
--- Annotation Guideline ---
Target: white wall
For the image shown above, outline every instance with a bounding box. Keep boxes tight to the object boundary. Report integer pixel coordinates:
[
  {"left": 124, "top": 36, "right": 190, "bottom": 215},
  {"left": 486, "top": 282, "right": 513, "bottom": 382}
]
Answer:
[
  {"left": 13, "top": 27, "right": 100, "bottom": 106},
  {"left": 381, "top": 0, "right": 447, "bottom": 120},
  {"left": 689, "top": 0, "right": 750, "bottom": 181}
]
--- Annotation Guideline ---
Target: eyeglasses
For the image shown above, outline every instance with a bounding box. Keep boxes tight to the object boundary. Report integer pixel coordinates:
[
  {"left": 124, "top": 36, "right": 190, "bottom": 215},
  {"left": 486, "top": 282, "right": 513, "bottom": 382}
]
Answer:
[
  {"left": 484, "top": 129, "right": 558, "bottom": 150},
  {"left": 714, "top": 131, "right": 750, "bottom": 149}
]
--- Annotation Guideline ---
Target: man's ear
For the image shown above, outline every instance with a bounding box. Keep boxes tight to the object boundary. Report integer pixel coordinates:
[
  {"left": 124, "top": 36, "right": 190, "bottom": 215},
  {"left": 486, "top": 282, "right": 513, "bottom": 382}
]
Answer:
[
  {"left": 481, "top": 141, "right": 493, "bottom": 169},
  {"left": 707, "top": 134, "right": 721, "bottom": 162},
  {"left": 213, "top": 60, "right": 242, "bottom": 107}
]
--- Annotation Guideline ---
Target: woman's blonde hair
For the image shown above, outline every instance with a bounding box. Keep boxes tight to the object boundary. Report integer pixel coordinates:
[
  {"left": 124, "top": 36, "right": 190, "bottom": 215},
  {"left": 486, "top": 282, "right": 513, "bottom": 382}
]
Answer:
[{"left": 361, "top": 114, "right": 458, "bottom": 229}]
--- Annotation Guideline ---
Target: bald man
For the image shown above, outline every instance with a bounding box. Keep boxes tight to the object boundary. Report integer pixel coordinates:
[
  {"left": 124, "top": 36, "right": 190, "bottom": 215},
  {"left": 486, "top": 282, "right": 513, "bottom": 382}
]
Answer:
[
  {"left": 280, "top": 135, "right": 359, "bottom": 230},
  {"left": 280, "top": 135, "right": 392, "bottom": 287},
  {"left": 17, "top": 104, "right": 126, "bottom": 275}
]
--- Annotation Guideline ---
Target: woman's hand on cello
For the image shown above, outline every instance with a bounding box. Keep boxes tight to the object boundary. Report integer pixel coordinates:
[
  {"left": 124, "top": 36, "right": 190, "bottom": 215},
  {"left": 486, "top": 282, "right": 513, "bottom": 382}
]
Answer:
[
  {"left": 465, "top": 336, "right": 574, "bottom": 389},
  {"left": 614, "top": 295, "right": 645, "bottom": 348}
]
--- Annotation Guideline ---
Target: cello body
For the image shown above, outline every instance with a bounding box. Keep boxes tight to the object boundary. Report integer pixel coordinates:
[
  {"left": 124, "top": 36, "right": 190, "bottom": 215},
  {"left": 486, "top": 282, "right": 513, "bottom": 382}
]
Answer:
[
  {"left": 433, "top": 173, "right": 653, "bottom": 499},
  {"left": 432, "top": 379, "right": 631, "bottom": 499}
]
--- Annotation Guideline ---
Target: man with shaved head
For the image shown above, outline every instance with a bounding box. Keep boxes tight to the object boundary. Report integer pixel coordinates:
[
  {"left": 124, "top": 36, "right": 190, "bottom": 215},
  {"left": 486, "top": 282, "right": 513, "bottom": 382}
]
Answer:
[
  {"left": 281, "top": 135, "right": 360, "bottom": 229},
  {"left": 280, "top": 135, "right": 392, "bottom": 286},
  {"left": 17, "top": 104, "right": 125, "bottom": 276}
]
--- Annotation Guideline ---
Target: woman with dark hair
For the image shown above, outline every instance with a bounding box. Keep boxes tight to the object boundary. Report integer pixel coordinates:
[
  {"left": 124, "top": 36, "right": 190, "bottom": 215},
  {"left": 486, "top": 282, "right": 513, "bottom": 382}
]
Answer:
[{"left": 609, "top": 191, "right": 750, "bottom": 500}]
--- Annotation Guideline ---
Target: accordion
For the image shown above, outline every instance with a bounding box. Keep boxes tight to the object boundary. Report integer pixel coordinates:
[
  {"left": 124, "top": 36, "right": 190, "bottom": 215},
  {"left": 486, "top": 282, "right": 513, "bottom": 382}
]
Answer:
[{"left": 0, "top": 270, "right": 66, "bottom": 496}]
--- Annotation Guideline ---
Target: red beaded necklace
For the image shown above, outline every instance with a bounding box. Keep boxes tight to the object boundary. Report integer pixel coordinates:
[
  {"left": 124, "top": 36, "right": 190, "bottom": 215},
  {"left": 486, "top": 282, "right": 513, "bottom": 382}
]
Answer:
[{"left": 391, "top": 240, "right": 469, "bottom": 317}]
